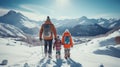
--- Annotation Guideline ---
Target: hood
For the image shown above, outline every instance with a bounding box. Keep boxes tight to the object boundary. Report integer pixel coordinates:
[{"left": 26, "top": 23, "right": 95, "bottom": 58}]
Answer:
[
  {"left": 65, "top": 29, "right": 70, "bottom": 32},
  {"left": 63, "top": 29, "right": 71, "bottom": 36}
]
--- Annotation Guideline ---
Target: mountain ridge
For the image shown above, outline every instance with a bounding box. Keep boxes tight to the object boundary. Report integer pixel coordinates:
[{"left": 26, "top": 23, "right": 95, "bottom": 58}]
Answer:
[
  {"left": 0, "top": 10, "right": 120, "bottom": 36},
  {"left": 0, "top": 10, "right": 39, "bottom": 35}
]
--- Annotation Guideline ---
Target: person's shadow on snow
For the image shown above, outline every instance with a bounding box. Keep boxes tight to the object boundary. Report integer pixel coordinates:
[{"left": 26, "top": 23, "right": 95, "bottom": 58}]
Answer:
[
  {"left": 67, "top": 58, "right": 82, "bottom": 67},
  {"left": 53, "top": 58, "right": 82, "bottom": 67},
  {"left": 39, "top": 58, "right": 51, "bottom": 67},
  {"left": 39, "top": 58, "right": 82, "bottom": 67},
  {"left": 53, "top": 59, "right": 63, "bottom": 67},
  {"left": 39, "top": 57, "right": 45, "bottom": 65}
]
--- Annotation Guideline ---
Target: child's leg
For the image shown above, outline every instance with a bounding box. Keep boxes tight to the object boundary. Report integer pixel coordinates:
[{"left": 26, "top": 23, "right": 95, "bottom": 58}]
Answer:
[
  {"left": 56, "top": 50, "right": 59, "bottom": 59},
  {"left": 56, "top": 50, "right": 61, "bottom": 59},
  {"left": 68, "top": 48, "right": 70, "bottom": 58},
  {"left": 64, "top": 48, "right": 68, "bottom": 59},
  {"left": 64, "top": 48, "right": 70, "bottom": 59},
  {"left": 58, "top": 50, "right": 61, "bottom": 58},
  {"left": 56, "top": 51, "right": 58, "bottom": 58}
]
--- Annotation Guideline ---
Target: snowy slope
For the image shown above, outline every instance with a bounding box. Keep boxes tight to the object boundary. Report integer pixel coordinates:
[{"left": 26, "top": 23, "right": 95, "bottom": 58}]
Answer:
[
  {"left": 0, "top": 24, "right": 120, "bottom": 67},
  {"left": 0, "top": 41, "right": 120, "bottom": 67},
  {"left": 0, "top": 30, "right": 120, "bottom": 67},
  {"left": 81, "top": 29, "right": 120, "bottom": 52},
  {"left": 0, "top": 23, "right": 25, "bottom": 38}
]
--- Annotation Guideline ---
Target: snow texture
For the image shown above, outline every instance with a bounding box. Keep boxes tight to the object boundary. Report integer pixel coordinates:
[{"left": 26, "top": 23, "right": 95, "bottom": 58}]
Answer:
[{"left": 0, "top": 29, "right": 120, "bottom": 67}]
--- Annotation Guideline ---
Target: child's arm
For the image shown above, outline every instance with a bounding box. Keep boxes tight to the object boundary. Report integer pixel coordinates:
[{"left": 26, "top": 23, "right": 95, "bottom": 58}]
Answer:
[
  {"left": 60, "top": 40, "right": 63, "bottom": 45},
  {"left": 70, "top": 36, "right": 73, "bottom": 47},
  {"left": 53, "top": 41, "right": 56, "bottom": 50}
]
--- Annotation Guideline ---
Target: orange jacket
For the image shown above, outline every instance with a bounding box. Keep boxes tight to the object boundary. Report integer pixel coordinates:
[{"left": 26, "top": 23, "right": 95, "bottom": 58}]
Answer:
[
  {"left": 62, "top": 30, "right": 73, "bottom": 48},
  {"left": 39, "top": 19, "right": 57, "bottom": 40}
]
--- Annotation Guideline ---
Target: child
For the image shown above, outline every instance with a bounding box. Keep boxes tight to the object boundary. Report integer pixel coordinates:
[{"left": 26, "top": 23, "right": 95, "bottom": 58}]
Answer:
[
  {"left": 62, "top": 29, "right": 73, "bottom": 59},
  {"left": 53, "top": 36, "right": 62, "bottom": 59}
]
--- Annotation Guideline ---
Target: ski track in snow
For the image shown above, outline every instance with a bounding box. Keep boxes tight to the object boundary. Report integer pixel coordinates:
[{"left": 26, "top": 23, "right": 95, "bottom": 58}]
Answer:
[
  {"left": 9, "top": 53, "right": 82, "bottom": 67},
  {"left": 5, "top": 45, "right": 82, "bottom": 67}
]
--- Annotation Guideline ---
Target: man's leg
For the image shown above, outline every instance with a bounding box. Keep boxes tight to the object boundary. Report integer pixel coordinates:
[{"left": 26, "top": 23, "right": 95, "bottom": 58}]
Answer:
[
  {"left": 48, "top": 40, "right": 53, "bottom": 57},
  {"left": 44, "top": 40, "right": 48, "bottom": 57}
]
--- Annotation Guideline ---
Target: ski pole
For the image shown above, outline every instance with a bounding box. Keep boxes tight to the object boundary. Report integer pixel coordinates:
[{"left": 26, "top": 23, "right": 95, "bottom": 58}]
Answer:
[{"left": 40, "top": 40, "right": 44, "bottom": 57}]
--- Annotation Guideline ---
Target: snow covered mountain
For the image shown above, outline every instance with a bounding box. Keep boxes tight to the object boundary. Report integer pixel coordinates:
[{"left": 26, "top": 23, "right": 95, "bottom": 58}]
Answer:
[
  {"left": 0, "top": 10, "right": 39, "bottom": 35},
  {"left": 0, "top": 10, "right": 119, "bottom": 36},
  {"left": 50, "top": 16, "right": 120, "bottom": 36},
  {"left": 0, "top": 10, "right": 120, "bottom": 67},
  {"left": 97, "top": 18, "right": 120, "bottom": 29},
  {"left": 109, "top": 19, "right": 120, "bottom": 29},
  {"left": 70, "top": 23, "right": 109, "bottom": 36},
  {"left": 0, "top": 23, "right": 25, "bottom": 38},
  {"left": 51, "top": 16, "right": 98, "bottom": 28},
  {"left": 53, "top": 17, "right": 110, "bottom": 36}
]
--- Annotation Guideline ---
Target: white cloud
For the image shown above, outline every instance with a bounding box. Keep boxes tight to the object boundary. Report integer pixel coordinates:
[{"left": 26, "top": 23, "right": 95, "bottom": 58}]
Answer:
[
  {"left": 19, "top": 4, "right": 56, "bottom": 20},
  {"left": 19, "top": 1, "right": 76, "bottom": 20},
  {"left": 0, "top": 7, "right": 119, "bottom": 21},
  {"left": 0, "top": 8, "right": 9, "bottom": 16},
  {"left": 20, "top": 11, "right": 44, "bottom": 21},
  {"left": 20, "top": 4, "right": 54, "bottom": 15}
]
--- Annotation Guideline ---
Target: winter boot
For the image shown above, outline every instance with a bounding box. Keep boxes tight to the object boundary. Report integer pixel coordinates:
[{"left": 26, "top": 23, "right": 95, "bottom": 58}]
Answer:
[
  {"left": 56, "top": 54, "right": 61, "bottom": 59},
  {"left": 64, "top": 54, "right": 68, "bottom": 59},
  {"left": 68, "top": 53, "right": 70, "bottom": 58},
  {"left": 59, "top": 55, "right": 61, "bottom": 59},
  {"left": 56, "top": 54, "right": 58, "bottom": 59},
  {"left": 65, "top": 56, "right": 67, "bottom": 59},
  {"left": 48, "top": 54, "right": 52, "bottom": 59},
  {"left": 45, "top": 53, "right": 47, "bottom": 57}
]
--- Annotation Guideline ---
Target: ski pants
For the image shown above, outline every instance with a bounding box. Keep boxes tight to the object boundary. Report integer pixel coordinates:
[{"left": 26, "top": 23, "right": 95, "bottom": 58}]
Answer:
[
  {"left": 44, "top": 40, "right": 53, "bottom": 55},
  {"left": 64, "top": 48, "right": 70, "bottom": 56},
  {"left": 56, "top": 50, "right": 61, "bottom": 55}
]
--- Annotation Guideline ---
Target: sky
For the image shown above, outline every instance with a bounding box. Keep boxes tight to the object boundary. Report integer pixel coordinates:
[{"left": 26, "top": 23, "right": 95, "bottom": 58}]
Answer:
[{"left": 0, "top": 0, "right": 120, "bottom": 21}]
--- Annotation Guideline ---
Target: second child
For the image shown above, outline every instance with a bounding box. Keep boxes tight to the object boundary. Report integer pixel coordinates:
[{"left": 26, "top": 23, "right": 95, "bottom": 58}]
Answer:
[{"left": 53, "top": 36, "right": 62, "bottom": 59}]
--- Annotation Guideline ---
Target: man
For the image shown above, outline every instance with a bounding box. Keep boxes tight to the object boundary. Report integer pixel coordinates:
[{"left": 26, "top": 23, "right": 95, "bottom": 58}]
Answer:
[{"left": 39, "top": 16, "right": 57, "bottom": 58}]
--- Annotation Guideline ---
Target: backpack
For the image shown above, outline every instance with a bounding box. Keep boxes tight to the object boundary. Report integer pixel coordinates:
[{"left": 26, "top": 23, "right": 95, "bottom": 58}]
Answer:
[
  {"left": 43, "top": 24, "right": 52, "bottom": 37},
  {"left": 64, "top": 36, "right": 70, "bottom": 44}
]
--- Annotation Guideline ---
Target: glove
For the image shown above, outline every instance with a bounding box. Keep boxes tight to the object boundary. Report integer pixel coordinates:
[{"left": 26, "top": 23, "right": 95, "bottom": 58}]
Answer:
[
  {"left": 53, "top": 47, "right": 55, "bottom": 50},
  {"left": 39, "top": 38, "right": 42, "bottom": 41},
  {"left": 54, "top": 38, "right": 57, "bottom": 41},
  {"left": 71, "top": 45, "right": 73, "bottom": 48}
]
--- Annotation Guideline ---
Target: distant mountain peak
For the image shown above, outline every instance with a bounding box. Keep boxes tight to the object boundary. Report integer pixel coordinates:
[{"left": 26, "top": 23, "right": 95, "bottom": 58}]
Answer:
[
  {"left": 6, "top": 10, "right": 24, "bottom": 17},
  {"left": 7, "top": 10, "right": 17, "bottom": 15},
  {"left": 80, "top": 16, "right": 88, "bottom": 20},
  {"left": 0, "top": 10, "right": 39, "bottom": 35}
]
